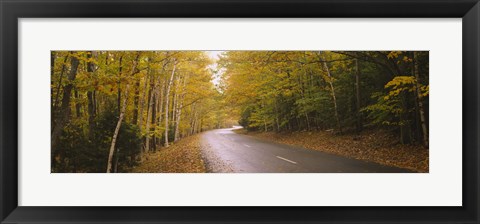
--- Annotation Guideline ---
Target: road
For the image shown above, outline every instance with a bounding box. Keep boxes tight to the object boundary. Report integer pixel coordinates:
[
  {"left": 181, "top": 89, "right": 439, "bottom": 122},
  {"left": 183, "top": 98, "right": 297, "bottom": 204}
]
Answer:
[{"left": 200, "top": 128, "right": 411, "bottom": 173}]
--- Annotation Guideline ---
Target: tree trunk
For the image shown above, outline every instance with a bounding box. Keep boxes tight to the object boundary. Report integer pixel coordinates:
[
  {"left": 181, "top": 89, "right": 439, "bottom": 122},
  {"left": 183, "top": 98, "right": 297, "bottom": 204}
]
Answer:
[
  {"left": 174, "top": 78, "right": 187, "bottom": 142},
  {"left": 87, "top": 51, "right": 96, "bottom": 137},
  {"left": 53, "top": 55, "right": 69, "bottom": 109},
  {"left": 150, "top": 89, "right": 157, "bottom": 150},
  {"left": 154, "top": 84, "right": 161, "bottom": 148},
  {"left": 399, "top": 93, "right": 412, "bottom": 144},
  {"left": 51, "top": 52, "right": 56, "bottom": 80},
  {"left": 320, "top": 52, "right": 342, "bottom": 133},
  {"left": 172, "top": 76, "right": 179, "bottom": 128},
  {"left": 164, "top": 62, "right": 177, "bottom": 147},
  {"left": 138, "top": 75, "right": 148, "bottom": 129},
  {"left": 113, "top": 146, "right": 120, "bottom": 173},
  {"left": 87, "top": 91, "right": 95, "bottom": 134},
  {"left": 74, "top": 89, "right": 81, "bottom": 118},
  {"left": 106, "top": 53, "right": 140, "bottom": 172},
  {"left": 174, "top": 75, "right": 188, "bottom": 141},
  {"left": 51, "top": 54, "right": 79, "bottom": 169},
  {"left": 304, "top": 112, "right": 311, "bottom": 130},
  {"left": 413, "top": 52, "right": 429, "bottom": 147},
  {"left": 106, "top": 84, "right": 129, "bottom": 173},
  {"left": 145, "top": 68, "right": 156, "bottom": 152},
  {"left": 95, "top": 92, "right": 100, "bottom": 115},
  {"left": 138, "top": 74, "right": 148, "bottom": 159},
  {"left": 50, "top": 52, "right": 56, "bottom": 115},
  {"left": 158, "top": 81, "right": 165, "bottom": 139},
  {"left": 117, "top": 56, "right": 123, "bottom": 116},
  {"left": 355, "top": 59, "right": 362, "bottom": 133},
  {"left": 274, "top": 100, "right": 280, "bottom": 132},
  {"left": 190, "top": 105, "right": 198, "bottom": 135}
]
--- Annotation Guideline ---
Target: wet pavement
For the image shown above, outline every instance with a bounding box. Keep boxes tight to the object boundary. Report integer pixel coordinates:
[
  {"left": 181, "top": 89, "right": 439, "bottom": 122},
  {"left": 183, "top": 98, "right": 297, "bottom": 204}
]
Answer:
[{"left": 199, "top": 128, "right": 412, "bottom": 173}]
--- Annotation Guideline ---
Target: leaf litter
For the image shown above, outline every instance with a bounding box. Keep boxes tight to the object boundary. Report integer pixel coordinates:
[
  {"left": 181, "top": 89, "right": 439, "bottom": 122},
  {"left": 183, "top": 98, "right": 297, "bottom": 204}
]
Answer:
[
  {"left": 130, "top": 134, "right": 206, "bottom": 173},
  {"left": 236, "top": 129, "right": 428, "bottom": 173}
]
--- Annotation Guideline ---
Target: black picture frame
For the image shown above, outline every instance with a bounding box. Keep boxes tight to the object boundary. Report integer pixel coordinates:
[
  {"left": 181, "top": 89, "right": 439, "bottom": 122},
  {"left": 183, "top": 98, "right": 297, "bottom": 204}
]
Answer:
[{"left": 1, "top": 0, "right": 479, "bottom": 223}]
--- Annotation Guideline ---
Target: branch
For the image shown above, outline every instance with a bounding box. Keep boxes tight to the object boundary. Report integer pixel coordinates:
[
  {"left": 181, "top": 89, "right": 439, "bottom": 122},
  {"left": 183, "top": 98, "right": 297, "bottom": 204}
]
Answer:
[{"left": 181, "top": 97, "right": 203, "bottom": 109}]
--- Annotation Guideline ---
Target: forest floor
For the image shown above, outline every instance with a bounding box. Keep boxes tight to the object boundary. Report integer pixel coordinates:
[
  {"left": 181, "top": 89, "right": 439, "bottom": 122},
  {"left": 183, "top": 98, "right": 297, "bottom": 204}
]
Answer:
[
  {"left": 130, "top": 135, "right": 206, "bottom": 173},
  {"left": 234, "top": 129, "right": 429, "bottom": 172}
]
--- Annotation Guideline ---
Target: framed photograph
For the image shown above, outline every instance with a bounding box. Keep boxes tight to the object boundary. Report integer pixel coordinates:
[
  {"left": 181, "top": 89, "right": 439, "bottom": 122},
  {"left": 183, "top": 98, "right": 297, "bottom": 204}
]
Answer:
[{"left": 1, "top": 0, "right": 478, "bottom": 223}]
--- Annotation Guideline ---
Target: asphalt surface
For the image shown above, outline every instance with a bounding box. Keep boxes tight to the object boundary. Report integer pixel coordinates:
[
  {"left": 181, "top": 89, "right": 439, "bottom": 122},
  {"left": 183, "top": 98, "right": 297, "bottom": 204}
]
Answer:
[{"left": 200, "top": 128, "right": 411, "bottom": 173}]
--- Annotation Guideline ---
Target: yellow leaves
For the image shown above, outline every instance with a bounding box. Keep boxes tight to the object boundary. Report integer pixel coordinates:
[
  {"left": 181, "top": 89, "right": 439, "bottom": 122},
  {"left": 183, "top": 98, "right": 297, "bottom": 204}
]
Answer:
[
  {"left": 384, "top": 76, "right": 429, "bottom": 100},
  {"left": 396, "top": 55, "right": 412, "bottom": 64},
  {"left": 383, "top": 76, "right": 416, "bottom": 100},
  {"left": 385, "top": 76, "right": 416, "bottom": 88},
  {"left": 387, "top": 51, "right": 403, "bottom": 59},
  {"left": 388, "top": 52, "right": 415, "bottom": 65},
  {"left": 420, "top": 85, "right": 429, "bottom": 97},
  {"left": 366, "top": 74, "right": 429, "bottom": 131},
  {"left": 130, "top": 134, "right": 206, "bottom": 173},
  {"left": 402, "top": 56, "right": 412, "bottom": 63}
]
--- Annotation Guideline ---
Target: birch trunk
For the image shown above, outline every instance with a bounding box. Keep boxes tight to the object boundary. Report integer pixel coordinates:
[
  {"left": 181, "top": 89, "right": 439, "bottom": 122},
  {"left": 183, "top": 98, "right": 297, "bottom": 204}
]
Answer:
[
  {"left": 106, "top": 84, "right": 129, "bottom": 173},
  {"left": 320, "top": 52, "right": 342, "bottom": 133},
  {"left": 106, "top": 53, "right": 140, "bottom": 172},
  {"left": 145, "top": 69, "right": 155, "bottom": 153},
  {"left": 138, "top": 76, "right": 148, "bottom": 127},
  {"left": 193, "top": 110, "right": 198, "bottom": 134},
  {"left": 132, "top": 62, "right": 143, "bottom": 125},
  {"left": 174, "top": 76, "right": 187, "bottom": 142},
  {"left": 190, "top": 104, "right": 197, "bottom": 135},
  {"left": 158, "top": 81, "right": 165, "bottom": 131},
  {"left": 137, "top": 75, "right": 148, "bottom": 159},
  {"left": 172, "top": 76, "right": 179, "bottom": 127},
  {"left": 164, "top": 62, "right": 177, "bottom": 147},
  {"left": 174, "top": 100, "right": 183, "bottom": 141},
  {"left": 154, "top": 84, "right": 161, "bottom": 148}
]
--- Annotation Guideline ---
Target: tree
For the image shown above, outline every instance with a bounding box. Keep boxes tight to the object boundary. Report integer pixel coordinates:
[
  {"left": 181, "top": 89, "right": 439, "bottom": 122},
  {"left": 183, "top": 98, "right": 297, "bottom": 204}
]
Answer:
[
  {"left": 106, "top": 52, "right": 140, "bottom": 173},
  {"left": 413, "top": 51, "right": 428, "bottom": 147},
  {"left": 355, "top": 59, "right": 362, "bottom": 133},
  {"left": 318, "top": 51, "right": 342, "bottom": 133},
  {"left": 87, "top": 51, "right": 97, "bottom": 137},
  {"left": 164, "top": 60, "right": 177, "bottom": 147},
  {"left": 51, "top": 52, "right": 79, "bottom": 168}
]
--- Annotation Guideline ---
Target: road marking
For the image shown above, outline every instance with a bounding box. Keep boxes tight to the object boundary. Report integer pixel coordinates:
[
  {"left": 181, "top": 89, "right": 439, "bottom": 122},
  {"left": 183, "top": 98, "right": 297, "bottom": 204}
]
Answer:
[
  {"left": 243, "top": 144, "right": 251, "bottom": 148},
  {"left": 276, "top": 156, "right": 297, "bottom": 164}
]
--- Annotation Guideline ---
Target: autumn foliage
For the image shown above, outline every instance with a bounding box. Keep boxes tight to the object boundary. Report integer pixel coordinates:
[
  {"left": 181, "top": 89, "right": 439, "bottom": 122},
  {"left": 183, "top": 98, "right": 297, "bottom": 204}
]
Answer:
[
  {"left": 51, "top": 51, "right": 428, "bottom": 173},
  {"left": 51, "top": 51, "right": 230, "bottom": 172}
]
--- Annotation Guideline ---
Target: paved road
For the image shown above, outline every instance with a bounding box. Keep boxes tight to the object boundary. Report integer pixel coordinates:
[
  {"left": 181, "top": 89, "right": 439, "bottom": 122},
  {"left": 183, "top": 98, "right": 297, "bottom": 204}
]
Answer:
[{"left": 200, "top": 128, "right": 411, "bottom": 173}]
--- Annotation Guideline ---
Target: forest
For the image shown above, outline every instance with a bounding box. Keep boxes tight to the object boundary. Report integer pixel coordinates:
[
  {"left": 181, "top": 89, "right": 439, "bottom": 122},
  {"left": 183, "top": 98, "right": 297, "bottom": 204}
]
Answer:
[{"left": 51, "top": 51, "right": 429, "bottom": 173}]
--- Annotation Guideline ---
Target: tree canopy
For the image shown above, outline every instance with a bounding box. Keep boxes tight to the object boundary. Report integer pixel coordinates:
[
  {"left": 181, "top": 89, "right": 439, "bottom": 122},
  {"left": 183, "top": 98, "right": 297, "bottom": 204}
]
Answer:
[{"left": 220, "top": 51, "right": 428, "bottom": 145}]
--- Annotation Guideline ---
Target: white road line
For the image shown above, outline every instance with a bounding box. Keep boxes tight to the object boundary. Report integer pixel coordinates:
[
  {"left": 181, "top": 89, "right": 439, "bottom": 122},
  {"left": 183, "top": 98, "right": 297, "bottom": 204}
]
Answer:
[
  {"left": 243, "top": 144, "right": 251, "bottom": 148},
  {"left": 276, "top": 156, "right": 297, "bottom": 164}
]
